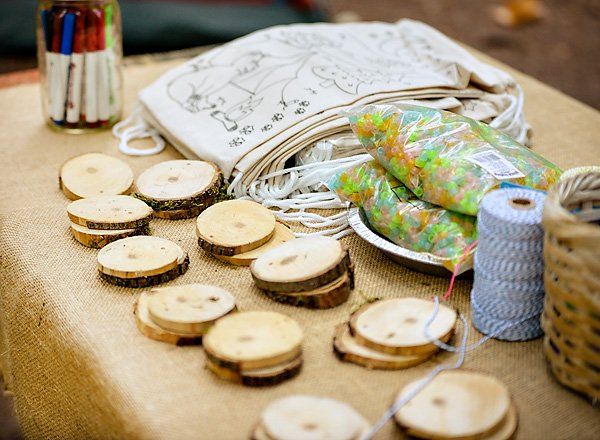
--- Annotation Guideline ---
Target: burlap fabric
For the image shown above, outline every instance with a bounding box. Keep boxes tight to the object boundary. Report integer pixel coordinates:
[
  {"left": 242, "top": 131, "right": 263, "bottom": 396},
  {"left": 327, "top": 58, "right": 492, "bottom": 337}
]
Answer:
[{"left": 1, "top": 48, "right": 599, "bottom": 440}]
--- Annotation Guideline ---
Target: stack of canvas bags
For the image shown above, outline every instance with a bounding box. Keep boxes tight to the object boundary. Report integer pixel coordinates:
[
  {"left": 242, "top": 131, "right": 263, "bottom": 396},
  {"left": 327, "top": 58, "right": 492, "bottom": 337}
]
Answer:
[{"left": 127, "top": 20, "right": 529, "bottom": 232}]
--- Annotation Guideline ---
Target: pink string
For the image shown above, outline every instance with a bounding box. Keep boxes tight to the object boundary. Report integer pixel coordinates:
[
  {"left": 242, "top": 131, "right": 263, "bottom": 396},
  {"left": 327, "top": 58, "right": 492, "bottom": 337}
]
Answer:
[{"left": 442, "top": 240, "right": 478, "bottom": 301}]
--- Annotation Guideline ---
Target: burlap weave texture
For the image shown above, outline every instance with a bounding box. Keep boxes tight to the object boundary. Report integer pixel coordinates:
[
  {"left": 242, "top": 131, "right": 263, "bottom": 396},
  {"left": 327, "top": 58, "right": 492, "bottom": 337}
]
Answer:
[{"left": 1, "top": 51, "right": 599, "bottom": 439}]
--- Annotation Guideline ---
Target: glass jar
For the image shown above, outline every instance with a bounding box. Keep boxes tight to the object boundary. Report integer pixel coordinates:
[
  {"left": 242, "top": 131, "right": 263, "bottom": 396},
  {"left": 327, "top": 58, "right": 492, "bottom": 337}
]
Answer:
[{"left": 36, "top": 0, "right": 123, "bottom": 133}]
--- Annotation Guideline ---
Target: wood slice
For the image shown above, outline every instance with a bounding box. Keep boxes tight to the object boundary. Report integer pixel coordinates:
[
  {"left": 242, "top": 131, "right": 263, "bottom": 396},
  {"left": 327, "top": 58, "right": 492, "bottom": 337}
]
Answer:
[
  {"left": 333, "top": 323, "right": 432, "bottom": 370},
  {"left": 147, "top": 284, "right": 236, "bottom": 335},
  {"left": 67, "top": 195, "right": 153, "bottom": 230},
  {"left": 260, "top": 395, "right": 370, "bottom": 440},
  {"left": 97, "top": 236, "right": 183, "bottom": 278},
  {"left": 134, "top": 291, "right": 202, "bottom": 345},
  {"left": 394, "top": 370, "right": 512, "bottom": 440},
  {"left": 349, "top": 298, "right": 457, "bottom": 356},
  {"left": 100, "top": 253, "right": 189, "bottom": 288},
  {"left": 152, "top": 206, "right": 204, "bottom": 220},
  {"left": 70, "top": 222, "right": 150, "bottom": 249},
  {"left": 262, "top": 267, "right": 354, "bottom": 309},
  {"left": 135, "top": 160, "right": 221, "bottom": 202},
  {"left": 215, "top": 223, "right": 295, "bottom": 266},
  {"left": 196, "top": 200, "right": 276, "bottom": 256},
  {"left": 59, "top": 153, "right": 133, "bottom": 200},
  {"left": 203, "top": 311, "right": 303, "bottom": 371},
  {"left": 251, "top": 236, "right": 351, "bottom": 293},
  {"left": 206, "top": 354, "right": 302, "bottom": 387}
]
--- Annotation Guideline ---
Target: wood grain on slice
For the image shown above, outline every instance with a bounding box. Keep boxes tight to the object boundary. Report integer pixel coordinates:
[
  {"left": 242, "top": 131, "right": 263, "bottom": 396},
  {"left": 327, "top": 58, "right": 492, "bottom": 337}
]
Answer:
[
  {"left": 333, "top": 323, "right": 431, "bottom": 370},
  {"left": 349, "top": 298, "right": 456, "bottom": 356},
  {"left": 68, "top": 195, "right": 153, "bottom": 230},
  {"left": 147, "top": 284, "right": 235, "bottom": 335},
  {"left": 135, "top": 160, "right": 221, "bottom": 202},
  {"left": 394, "top": 370, "right": 512, "bottom": 440},
  {"left": 70, "top": 222, "right": 149, "bottom": 249},
  {"left": 100, "top": 254, "right": 189, "bottom": 288},
  {"left": 215, "top": 223, "right": 295, "bottom": 266},
  {"left": 261, "top": 395, "right": 369, "bottom": 440},
  {"left": 153, "top": 206, "right": 204, "bottom": 220},
  {"left": 206, "top": 354, "right": 302, "bottom": 387},
  {"left": 251, "top": 236, "right": 351, "bottom": 293},
  {"left": 196, "top": 200, "right": 276, "bottom": 256},
  {"left": 134, "top": 291, "right": 202, "bottom": 345},
  {"left": 203, "top": 311, "right": 303, "bottom": 371},
  {"left": 97, "top": 236, "right": 183, "bottom": 278},
  {"left": 262, "top": 267, "right": 354, "bottom": 309},
  {"left": 59, "top": 153, "right": 133, "bottom": 200}
]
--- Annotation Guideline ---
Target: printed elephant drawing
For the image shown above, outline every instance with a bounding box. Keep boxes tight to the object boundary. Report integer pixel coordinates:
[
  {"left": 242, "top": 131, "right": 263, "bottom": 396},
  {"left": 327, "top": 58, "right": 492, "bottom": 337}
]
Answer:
[{"left": 167, "top": 50, "right": 311, "bottom": 132}]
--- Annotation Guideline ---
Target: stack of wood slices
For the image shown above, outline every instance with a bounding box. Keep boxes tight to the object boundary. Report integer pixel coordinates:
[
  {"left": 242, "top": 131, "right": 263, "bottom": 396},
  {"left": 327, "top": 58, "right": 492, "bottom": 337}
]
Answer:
[
  {"left": 134, "top": 284, "right": 236, "bottom": 345},
  {"left": 252, "top": 395, "right": 370, "bottom": 440},
  {"left": 67, "top": 195, "right": 153, "bottom": 248},
  {"left": 394, "top": 371, "right": 518, "bottom": 440},
  {"left": 59, "top": 153, "right": 134, "bottom": 200},
  {"left": 334, "top": 298, "right": 457, "bottom": 369},
  {"left": 203, "top": 311, "right": 303, "bottom": 387},
  {"left": 196, "top": 199, "right": 295, "bottom": 264},
  {"left": 134, "top": 160, "right": 225, "bottom": 220},
  {"left": 250, "top": 236, "right": 354, "bottom": 309},
  {"left": 97, "top": 236, "right": 189, "bottom": 287}
]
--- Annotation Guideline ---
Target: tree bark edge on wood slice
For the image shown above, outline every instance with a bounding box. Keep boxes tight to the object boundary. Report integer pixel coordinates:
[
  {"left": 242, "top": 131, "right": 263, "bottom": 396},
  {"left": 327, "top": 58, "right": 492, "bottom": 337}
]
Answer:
[
  {"left": 252, "top": 248, "right": 352, "bottom": 293},
  {"left": 133, "top": 173, "right": 228, "bottom": 214},
  {"left": 67, "top": 195, "right": 153, "bottom": 230},
  {"left": 198, "top": 230, "right": 274, "bottom": 257},
  {"left": 97, "top": 236, "right": 184, "bottom": 279},
  {"left": 70, "top": 223, "right": 150, "bottom": 249},
  {"left": 261, "top": 266, "right": 354, "bottom": 309},
  {"left": 206, "top": 355, "right": 302, "bottom": 387},
  {"left": 333, "top": 323, "right": 432, "bottom": 370},
  {"left": 100, "top": 255, "right": 189, "bottom": 288},
  {"left": 135, "top": 160, "right": 222, "bottom": 202},
  {"left": 152, "top": 206, "right": 204, "bottom": 220},
  {"left": 203, "top": 311, "right": 303, "bottom": 371}
]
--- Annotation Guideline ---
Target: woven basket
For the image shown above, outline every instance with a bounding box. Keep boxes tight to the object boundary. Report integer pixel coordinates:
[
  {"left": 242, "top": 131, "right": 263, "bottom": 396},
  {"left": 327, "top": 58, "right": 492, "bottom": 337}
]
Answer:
[{"left": 541, "top": 171, "right": 600, "bottom": 403}]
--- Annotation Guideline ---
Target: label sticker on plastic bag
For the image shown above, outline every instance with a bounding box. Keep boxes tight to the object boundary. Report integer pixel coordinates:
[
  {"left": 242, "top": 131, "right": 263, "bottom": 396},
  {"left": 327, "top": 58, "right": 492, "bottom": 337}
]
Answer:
[{"left": 467, "top": 150, "right": 525, "bottom": 180}]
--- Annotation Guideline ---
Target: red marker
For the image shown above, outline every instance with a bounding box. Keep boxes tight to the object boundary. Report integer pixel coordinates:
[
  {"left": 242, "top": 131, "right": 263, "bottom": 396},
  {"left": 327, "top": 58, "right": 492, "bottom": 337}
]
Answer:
[
  {"left": 84, "top": 8, "right": 98, "bottom": 125},
  {"left": 96, "top": 8, "right": 110, "bottom": 125},
  {"left": 66, "top": 11, "right": 85, "bottom": 124}
]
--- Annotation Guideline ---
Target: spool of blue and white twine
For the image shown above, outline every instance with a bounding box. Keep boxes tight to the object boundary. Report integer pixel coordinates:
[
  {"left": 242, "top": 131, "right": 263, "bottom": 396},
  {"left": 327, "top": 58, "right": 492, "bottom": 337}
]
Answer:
[{"left": 471, "top": 187, "right": 547, "bottom": 341}]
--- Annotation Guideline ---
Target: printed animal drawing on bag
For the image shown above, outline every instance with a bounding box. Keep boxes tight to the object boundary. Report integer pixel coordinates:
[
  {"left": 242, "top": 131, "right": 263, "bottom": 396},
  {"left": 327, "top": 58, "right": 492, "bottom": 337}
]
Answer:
[{"left": 166, "top": 28, "right": 441, "bottom": 133}]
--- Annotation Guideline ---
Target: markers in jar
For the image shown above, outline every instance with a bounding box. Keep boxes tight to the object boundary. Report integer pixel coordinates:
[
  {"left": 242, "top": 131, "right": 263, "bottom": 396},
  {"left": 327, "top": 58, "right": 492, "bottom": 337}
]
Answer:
[{"left": 37, "top": 1, "right": 122, "bottom": 132}]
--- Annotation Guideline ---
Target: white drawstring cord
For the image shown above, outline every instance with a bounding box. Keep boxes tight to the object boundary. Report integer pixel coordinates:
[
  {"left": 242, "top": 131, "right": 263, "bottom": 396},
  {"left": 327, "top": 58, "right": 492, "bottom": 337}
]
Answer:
[{"left": 112, "top": 106, "right": 166, "bottom": 156}]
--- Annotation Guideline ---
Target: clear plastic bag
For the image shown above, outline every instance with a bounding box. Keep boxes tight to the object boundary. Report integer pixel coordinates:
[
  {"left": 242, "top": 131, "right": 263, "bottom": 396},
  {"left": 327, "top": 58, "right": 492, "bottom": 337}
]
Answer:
[
  {"left": 328, "top": 160, "right": 477, "bottom": 265},
  {"left": 347, "top": 104, "right": 561, "bottom": 216}
]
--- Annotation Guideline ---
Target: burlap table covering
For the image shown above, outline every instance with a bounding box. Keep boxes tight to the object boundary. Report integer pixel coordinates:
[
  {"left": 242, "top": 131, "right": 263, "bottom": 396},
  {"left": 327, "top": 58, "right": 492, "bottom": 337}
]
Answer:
[{"left": 1, "top": 48, "right": 599, "bottom": 440}]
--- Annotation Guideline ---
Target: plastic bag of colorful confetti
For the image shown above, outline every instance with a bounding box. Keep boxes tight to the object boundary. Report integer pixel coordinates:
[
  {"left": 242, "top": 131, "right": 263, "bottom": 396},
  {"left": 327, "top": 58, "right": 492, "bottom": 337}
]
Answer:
[
  {"left": 327, "top": 160, "right": 477, "bottom": 268},
  {"left": 347, "top": 104, "right": 561, "bottom": 216}
]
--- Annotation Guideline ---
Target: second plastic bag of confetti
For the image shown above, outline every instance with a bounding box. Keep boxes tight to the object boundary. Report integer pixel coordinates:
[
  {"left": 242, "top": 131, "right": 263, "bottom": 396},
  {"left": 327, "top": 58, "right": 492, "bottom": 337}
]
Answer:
[
  {"left": 346, "top": 104, "right": 561, "bottom": 216},
  {"left": 327, "top": 160, "right": 477, "bottom": 270}
]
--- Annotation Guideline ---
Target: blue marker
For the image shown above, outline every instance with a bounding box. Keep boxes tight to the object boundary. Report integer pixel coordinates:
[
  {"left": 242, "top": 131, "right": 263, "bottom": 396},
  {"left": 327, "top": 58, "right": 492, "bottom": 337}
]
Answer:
[{"left": 51, "top": 12, "right": 75, "bottom": 123}]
